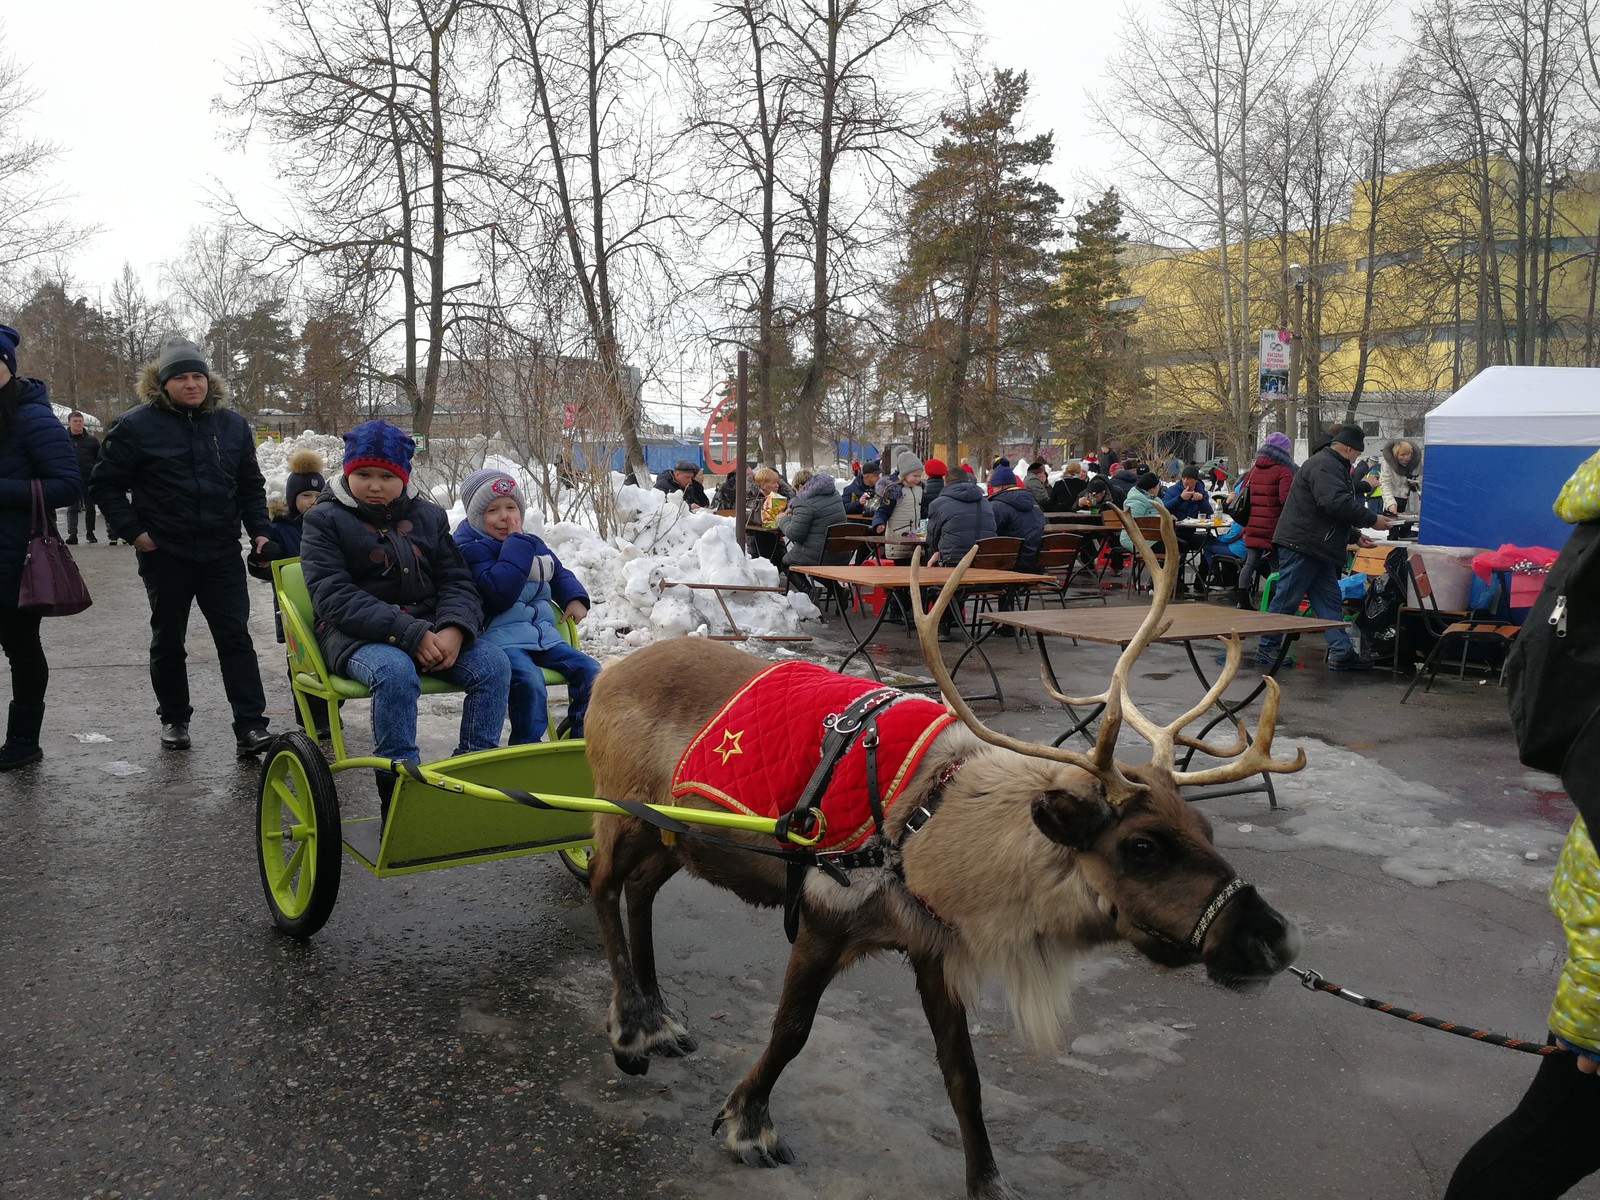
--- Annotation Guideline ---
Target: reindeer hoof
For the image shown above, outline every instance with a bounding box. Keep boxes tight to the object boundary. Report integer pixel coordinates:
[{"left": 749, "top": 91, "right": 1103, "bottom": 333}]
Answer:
[
  {"left": 715, "top": 1096, "right": 795, "bottom": 1169},
  {"left": 973, "top": 1172, "right": 1023, "bottom": 1200},
  {"left": 736, "top": 1137, "right": 795, "bottom": 1169},
  {"left": 613, "top": 1049, "right": 651, "bottom": 1076},
  {"left": 654, "top": 1030, "right": 698, "bottom": 1057}
]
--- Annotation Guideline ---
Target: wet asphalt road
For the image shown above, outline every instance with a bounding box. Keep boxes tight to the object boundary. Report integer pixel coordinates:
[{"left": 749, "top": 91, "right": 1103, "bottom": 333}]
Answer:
[{"left": 3, "top": 543, "right": 1596, "bottom": 1199}]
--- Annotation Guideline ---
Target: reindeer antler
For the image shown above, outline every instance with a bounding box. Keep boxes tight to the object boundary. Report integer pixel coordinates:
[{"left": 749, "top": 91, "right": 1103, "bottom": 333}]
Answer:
[
  {"left": 910, "top": 548, "right": 1148, "bottom": 807},
  {"left": 1106, "top": 505, "right": 1306, "bottom": 786}
]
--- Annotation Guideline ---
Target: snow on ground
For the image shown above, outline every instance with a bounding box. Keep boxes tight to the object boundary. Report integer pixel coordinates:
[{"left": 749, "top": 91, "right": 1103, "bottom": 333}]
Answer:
[
  {"left": 1222, "top": 737, "right": 1567, "bottom": 894},
  {"left": 257, "top": 439, "right": 818, "bottom": 659}
]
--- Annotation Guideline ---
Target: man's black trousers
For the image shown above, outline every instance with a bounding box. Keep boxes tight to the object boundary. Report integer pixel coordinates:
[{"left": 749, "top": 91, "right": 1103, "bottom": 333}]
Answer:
[{"left": 135, "top": 549, "right": 267, "bottom": 735}]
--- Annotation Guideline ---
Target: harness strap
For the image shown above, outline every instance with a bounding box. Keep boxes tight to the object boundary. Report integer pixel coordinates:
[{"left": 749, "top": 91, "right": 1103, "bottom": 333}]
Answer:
[
  {"left": 898, "top": 757, "right": 966, "bottom": 845},
  {"left": 1133, "top": 875, "right": 1250, "bottom": 953}
]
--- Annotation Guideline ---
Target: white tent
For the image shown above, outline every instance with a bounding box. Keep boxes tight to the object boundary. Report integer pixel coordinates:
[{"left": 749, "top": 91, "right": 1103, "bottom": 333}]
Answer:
[{"left": 1422, "top": 366, "right": 1600, "bottom": 549}]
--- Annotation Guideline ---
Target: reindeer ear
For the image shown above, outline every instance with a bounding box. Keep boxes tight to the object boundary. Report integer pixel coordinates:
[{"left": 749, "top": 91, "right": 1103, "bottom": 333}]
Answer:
[{"left": 1031, "top": 789, "right": 1115, "bottom": 849}]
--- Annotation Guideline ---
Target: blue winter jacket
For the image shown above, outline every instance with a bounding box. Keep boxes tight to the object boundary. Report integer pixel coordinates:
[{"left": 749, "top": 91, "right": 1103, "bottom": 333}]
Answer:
[
  {"left": 300, "top": 479, "right": 483, "bottom": 674},
  {"left": 927, "top": 478, "right": 996, "bottom": 564},
  {"left": 1161, "top": 480, "right": 1215, "bottom": 521},
  {"left": 0, "top": 377, "right": 81, "bottom": 606},
  {"left": 990, "top": 487, "right": 1046, "bottom": 572},
  {"left": 453, "top": 522, "right": 590, "bottom": 653}
]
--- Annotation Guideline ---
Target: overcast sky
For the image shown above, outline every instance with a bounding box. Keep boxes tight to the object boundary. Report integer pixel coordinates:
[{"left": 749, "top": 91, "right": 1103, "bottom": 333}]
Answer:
[{"left": 6, "top": 0, "right": 1139, "bottom": 292}]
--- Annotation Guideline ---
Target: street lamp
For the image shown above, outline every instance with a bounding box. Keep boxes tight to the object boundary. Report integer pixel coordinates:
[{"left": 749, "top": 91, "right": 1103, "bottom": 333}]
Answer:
[{"left": 1286, "top": 263, "right": 1307, "bottom": 444}]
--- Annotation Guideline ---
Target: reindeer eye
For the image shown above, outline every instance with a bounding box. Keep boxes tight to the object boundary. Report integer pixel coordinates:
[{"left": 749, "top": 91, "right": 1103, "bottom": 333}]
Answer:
[{"left": 1120, "top": 836, "right": 1164, "bottom": 872}]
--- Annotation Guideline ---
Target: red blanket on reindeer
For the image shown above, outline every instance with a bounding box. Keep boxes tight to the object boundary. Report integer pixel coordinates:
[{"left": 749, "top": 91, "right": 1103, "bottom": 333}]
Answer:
[{"left": 671, "top": 661, "right": 955, "bottom": 851}]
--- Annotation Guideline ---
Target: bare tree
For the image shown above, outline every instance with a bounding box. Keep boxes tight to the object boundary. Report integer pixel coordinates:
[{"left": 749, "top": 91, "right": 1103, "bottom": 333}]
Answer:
[
  {"left": 223, "top": 0, "right": 493, "bottom": 438},
  {"left": 0, "top": 44, "right": 93, "bottom": 278},
  {"left": 106, "top": 263, "right": 173, "bottom": 403}
]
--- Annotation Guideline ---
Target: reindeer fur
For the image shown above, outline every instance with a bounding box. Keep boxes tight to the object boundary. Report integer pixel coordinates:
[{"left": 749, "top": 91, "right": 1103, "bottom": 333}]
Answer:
[{"left": 582, "top": 635, "right": 1300, "bottom": 1199}]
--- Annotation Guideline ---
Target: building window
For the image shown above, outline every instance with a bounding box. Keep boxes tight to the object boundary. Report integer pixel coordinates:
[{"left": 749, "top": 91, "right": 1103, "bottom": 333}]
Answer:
[{"left": 1107, "top": 296, "right": 1145, "bottom": 313}]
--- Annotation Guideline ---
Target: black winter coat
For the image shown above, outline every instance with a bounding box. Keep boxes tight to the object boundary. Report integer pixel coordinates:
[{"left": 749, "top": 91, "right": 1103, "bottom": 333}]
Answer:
[
  {"left": 299, "top": 481, "right": 484, "bottom": 674},
  {"left": 927, "top": 478, "right": 996, "bottom": 564},
  {"left": 0, "top": 377, "right": 81, "bottom": 607},
  {"left": 652, "top": 468, "right": 711, "bottom": 509},
  {"left": 920, "top": 475, "right": 945, "bottom": 519},
  {"left": 991, "top": 487, "right": 1046, "bottom": 571},
  {"left": 89, "top": 366, "right": 270, "bottom": 559},
  {"left": 1272, "top": 445, "right": 1379, "bottom": 564},
  {"left": 68, "top": 430, "right": 99, "bottom": 493}
]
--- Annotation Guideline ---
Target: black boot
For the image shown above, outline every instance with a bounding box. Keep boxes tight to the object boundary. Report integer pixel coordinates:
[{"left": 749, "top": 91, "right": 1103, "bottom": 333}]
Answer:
[
  {"left": 0, "top": 702, "right": 45, "bottom": 771},
  {"left": 376, "top": 769, "right": 397, "bottom": 826},
  {"left": 1235, "top": 587, "right": 1253, "bottom": 611}
]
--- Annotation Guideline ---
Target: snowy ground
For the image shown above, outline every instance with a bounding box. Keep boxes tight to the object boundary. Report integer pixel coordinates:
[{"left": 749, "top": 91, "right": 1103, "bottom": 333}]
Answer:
[{"left": 257, "top": 435, "right": 818, "bottom": 657}]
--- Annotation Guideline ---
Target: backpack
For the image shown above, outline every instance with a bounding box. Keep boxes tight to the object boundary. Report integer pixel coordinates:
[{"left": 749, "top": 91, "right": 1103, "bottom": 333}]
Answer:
[
  {"left": 1223, "top": 474, "right": 1252, "bottom": 524},
  {"left": 1505, "top": 521, "right": 1600, "bottom": 777},
  {"left": 1352, "top": 546, "right": 1409, "bottom": 665}
]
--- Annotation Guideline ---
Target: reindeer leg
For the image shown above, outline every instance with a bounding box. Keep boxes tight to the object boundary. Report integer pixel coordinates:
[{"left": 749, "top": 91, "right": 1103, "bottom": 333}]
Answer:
[
  {"left": 911, "top": 953, "right": 1020, "bottom": 1200},
  {"left": 713, "top": 914, "right": 853, "bottom": 1169},
  {"left": 590, "top": 817, "right": 682, "bottom": 1076},
  {"left": 624, "top": 849, "right": 696, "bottom": 1059}
]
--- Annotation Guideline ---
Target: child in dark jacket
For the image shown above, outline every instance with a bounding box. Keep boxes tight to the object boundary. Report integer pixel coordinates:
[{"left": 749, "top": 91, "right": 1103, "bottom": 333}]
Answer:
[
  {"left": 248, "top": 448, "right": 332, "bottom": 735},
  {"left": 453, "top": 469, "right": 601, "bottom": 743},
  {"left": 299, "top": 422, "right": 511, "bottom": 802}
]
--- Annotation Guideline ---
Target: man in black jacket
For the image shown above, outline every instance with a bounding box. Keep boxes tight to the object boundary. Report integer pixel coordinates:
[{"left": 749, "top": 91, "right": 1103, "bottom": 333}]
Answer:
[
  {"left": 653, "top": 459, "right": 711, "bottom": 509},
  {"left": 90, "top": 337, "right": 276, "bottom": 754},
  {"left": 1256, "top": 425, "right": 1389, "bottom": 670},
  {"left": 65, "top": 411, "right": 100, "bottom": 544}
]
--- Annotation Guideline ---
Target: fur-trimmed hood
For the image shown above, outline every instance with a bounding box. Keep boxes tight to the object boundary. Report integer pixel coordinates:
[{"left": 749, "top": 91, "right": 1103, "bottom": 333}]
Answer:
[
  {"left": 1253, "top": 443, "right": 1297, "bottom": 472},
  {"left": 134, "top": 361, "right": 231, "bottom": 411},
  {"left": 1382, "top": 439, "right": 1423, "bottom": 476}
]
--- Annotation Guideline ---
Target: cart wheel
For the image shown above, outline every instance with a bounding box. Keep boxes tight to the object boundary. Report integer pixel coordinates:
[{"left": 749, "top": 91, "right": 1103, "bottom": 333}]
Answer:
[
  {"left": 557, "top": 845, "right": 592, "bottom": 884},
  {"left": 257, "top": 731, "right": 343, "bottom": 938}
]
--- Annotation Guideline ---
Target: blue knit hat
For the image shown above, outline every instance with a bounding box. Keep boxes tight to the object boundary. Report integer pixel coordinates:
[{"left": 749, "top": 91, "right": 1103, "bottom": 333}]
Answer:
[
  {"left": 460, "top": 467, "right": 525, "bottom": 533},
  {"left": 0, "top": 325, "right": 19, "bottom": 377},
  {"left": 342, "top": 420, "right": 416, "bottom": 484},
  {"left": 989, "top": 465, "right": 1018, "bottom": 488}
]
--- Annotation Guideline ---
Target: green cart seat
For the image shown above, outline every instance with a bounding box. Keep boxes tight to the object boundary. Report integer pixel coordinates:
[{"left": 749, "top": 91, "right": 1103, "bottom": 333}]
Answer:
[{"left": 272, "top": 558, "right": 580, "bottom": 760}]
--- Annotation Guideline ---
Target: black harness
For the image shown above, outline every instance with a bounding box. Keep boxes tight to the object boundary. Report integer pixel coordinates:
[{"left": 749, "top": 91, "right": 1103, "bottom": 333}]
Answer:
[{"left": 1133, "top": 875, "right": 1251, "bottom": 953}]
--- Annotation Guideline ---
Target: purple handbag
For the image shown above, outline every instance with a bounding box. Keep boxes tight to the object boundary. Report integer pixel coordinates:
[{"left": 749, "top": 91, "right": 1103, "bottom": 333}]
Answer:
[{"left": 17, "top": 479, "right": 93, "bottom": 617}]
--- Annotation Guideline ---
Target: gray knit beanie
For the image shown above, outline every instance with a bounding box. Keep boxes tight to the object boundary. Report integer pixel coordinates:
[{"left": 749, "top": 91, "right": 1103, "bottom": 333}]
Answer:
[
  {"left": 156, "top": 336, "right": 210, "bottom": 385},
  {"left": 460, "top": 467, "right": 526, "bottom": 533},
  {"left": 894, "top": 449, "right": 925, "bottom": 478}
]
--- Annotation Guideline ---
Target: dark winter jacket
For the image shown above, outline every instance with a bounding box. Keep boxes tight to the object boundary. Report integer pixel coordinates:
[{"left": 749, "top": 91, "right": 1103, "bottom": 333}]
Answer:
[
  {"left": 454, "top": 521, "right": 588, "bottom": 654},
  {"left": 68, "top": 429, "right": 100, "bottom": 494},
  {"left": 1161, "top": 480, "right": 1214, "bottom": 522},
  {"left": 0, "top": 377, "right": 80, "bottom": 607},
  {"left": 841, "top": 473, "right": 878, "bottom": 516},
  {"left": 1272, "top": 445, "right": 1379, "bottom": 564},
  {"left": 1241, "top": 445, "right": 1296, "bottom": 551},
  {"left": 990, "top": 487, "right": 1046, "bottom": 572},
  {"left": 778, "top": 472, "right": 847, "bottom": 567},
  {"left": 1025, "top": 475, "right": 1053, "bottom": 511},
  {"left": 927, "top": 478, "right": 996, "bottom": 564},
  {"left": 299, "top": 478, "right": 483, "bottom": 674},
  {"left": 1051, "top": 475, "right": 1087, "bottom": 511},
  {"left": 247, "top": 511, "right": 309, "bottom": 581},
  {"left": 1109, "top": 468, "right": 1139, "bottom": 504},
  {"left": 89, "top": 365, "right": 270, "bottom": 560},
  {"left": 653, "top": 468, "right": 710, "bottom": 509},
  {"left": 920, "top": 474, "right": 945, "bottom": 519}
]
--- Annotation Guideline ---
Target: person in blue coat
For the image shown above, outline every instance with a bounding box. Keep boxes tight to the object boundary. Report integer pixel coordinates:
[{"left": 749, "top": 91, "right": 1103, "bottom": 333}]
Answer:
[
  {"left": 926, "top": 467, "right": 996, "bottom": 565},
  {"left": 987, "top": 464, "right": 1046, "bottom": 572},
  {"left": 454, "top": 468, "right": 600, "bottom": 743},
  {"left": 0, "top": 326, "right": 83, "bottom": 769}
]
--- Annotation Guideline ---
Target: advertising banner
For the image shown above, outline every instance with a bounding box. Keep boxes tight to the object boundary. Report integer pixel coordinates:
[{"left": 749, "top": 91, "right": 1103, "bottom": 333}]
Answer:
[{"left": 1258, "top": 329, "right": 1291, "bottom": 399}]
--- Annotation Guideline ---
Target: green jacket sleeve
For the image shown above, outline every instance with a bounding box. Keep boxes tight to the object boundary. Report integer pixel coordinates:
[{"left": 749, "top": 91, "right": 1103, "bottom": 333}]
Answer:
[{"left": 1548, "top": 818, "right": 1600, "bottom": 1053}]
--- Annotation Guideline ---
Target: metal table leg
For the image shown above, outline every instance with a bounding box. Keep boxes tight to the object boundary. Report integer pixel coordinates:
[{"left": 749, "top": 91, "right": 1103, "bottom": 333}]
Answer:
[
  {"left": 833, "top": 590, "right": 893, "bottom": 682},
  {"left": 1035, "top": 634, "right": 1106, "bottom": 748}
]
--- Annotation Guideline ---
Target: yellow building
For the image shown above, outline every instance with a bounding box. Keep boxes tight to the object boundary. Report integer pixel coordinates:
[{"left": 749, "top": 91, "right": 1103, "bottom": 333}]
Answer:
[{"left": 1116, "top": 159, "right": 1600, "bottom": 458}]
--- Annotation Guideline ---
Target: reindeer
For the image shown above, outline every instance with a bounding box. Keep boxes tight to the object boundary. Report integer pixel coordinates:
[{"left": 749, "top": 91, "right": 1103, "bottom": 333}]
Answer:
[{"left": 580, "top": 508, "right": 1305, "bottom": 1199}]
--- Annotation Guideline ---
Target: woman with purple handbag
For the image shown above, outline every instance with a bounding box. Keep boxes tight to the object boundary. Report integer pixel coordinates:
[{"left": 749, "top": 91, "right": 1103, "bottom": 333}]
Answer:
[{"left": 0, "top": 325, "right": 83, "bottom": 769}]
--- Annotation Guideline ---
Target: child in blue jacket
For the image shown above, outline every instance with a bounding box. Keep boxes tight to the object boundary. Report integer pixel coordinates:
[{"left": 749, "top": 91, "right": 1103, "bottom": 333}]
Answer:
[{"left": 453, "top": 468, "right": 601, "bottom": 742}]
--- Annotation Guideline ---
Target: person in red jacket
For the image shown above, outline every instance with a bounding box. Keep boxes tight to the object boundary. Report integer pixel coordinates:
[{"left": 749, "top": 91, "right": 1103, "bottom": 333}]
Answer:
[{"left": 1236, "top": 431, "right": 1297, "bottom": 609}]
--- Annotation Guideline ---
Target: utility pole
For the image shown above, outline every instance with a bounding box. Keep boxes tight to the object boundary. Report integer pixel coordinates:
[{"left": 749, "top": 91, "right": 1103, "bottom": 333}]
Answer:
[
  {"left": 734, "top": 350, "right": 749, "bottom": 548},
  {"left": 1287, "top": 264, "right": 1307, "bottom": 447}
]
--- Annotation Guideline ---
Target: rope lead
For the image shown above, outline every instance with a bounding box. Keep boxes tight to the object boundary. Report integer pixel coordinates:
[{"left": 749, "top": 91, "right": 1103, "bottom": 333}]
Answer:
[{"left": 1288, "top": 964, "right": 1560, "bottom": 1057}]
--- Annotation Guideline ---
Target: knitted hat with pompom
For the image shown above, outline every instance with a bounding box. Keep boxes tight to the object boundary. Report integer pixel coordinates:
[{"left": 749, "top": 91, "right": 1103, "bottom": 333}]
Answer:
[{"left": 285, "top": 448, "right": 327, "bottom": 511}]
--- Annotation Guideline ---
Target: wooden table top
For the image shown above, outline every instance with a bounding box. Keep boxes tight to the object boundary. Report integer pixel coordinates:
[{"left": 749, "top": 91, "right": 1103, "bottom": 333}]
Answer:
[
  {"left": 1044, "top": 522, "right": 1116, "bottom": 535},
  {"left": 793, "top": 564, "right": 1053, "bottom": 587},
  {"left": 982, "top": 603, "right": 1346, "bottom": 646}
]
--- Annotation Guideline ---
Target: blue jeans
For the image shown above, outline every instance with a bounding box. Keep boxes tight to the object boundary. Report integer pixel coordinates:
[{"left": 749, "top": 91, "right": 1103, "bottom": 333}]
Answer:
[
  {"left": 506, "top": 641, "right": 602, "bottom": 743},
  {"left": 1256, "top": 546, "right": 1356, "bottom": 661},
  {"left": 345, "top": 639, "right": 511, "bottom": 763}
]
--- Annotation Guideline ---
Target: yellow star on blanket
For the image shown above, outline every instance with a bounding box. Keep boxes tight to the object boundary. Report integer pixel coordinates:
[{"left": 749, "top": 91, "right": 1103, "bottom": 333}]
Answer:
[{"left": 712, "top": 728, "right": 745, "bottom": 765}]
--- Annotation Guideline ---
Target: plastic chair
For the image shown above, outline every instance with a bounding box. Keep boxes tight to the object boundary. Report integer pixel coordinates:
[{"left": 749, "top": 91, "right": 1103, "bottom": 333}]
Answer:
[{"left": 273, "top": 559, "right": 579, "bottom": 760}]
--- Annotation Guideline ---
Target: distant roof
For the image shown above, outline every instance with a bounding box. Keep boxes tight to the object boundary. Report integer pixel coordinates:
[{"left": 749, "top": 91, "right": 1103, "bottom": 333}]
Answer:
[{"left": 1426, "top": 366, "right": 1600, "bottom": 446}]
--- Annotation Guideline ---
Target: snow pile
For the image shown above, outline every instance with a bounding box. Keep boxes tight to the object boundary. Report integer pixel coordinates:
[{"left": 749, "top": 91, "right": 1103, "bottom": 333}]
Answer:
[
  {"left": 1223, "top": 738, "right": 1567, "bottom": 893},
  {"left": 257, "top": 432, "right": 346, "bottom": 512},
  {"left": 257, "top": 441, "right": 819, "bottom": 657}
]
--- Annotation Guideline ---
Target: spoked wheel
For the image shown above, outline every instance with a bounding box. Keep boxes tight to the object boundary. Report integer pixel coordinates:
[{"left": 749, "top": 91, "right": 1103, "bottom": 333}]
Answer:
[
  {"left": 257, "top": 731, "right": 343, "bottom": 938},
  {"left": 557, "top": 845, "right": 592, "bottom": 884}
]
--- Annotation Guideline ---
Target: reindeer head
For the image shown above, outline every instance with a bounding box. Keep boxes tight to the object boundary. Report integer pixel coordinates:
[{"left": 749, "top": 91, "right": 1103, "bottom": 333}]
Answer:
[{"left": 909, "top": 507, "right": 1303, "bottom": 994}]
